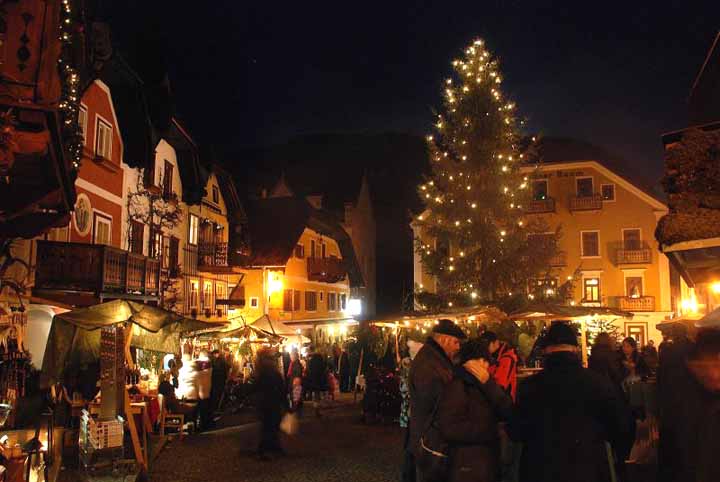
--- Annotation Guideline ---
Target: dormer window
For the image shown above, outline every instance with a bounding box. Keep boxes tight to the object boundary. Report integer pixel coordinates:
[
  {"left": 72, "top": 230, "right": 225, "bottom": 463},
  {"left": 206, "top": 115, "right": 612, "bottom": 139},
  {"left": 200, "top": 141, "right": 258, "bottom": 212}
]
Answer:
[{"left": 212, "top": 185, "right": 219, "bottom": 204}]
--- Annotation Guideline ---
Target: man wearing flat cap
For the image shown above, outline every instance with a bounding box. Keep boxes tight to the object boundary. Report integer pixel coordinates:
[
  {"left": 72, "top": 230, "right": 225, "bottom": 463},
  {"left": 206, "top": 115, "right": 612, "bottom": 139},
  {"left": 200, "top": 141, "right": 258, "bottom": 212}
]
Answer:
[
  {"left": 508, "top": 322, "right": 633, "bottom": 482},
  {"left": 409, "top": 319, "right": 488, "bottom": 481}
]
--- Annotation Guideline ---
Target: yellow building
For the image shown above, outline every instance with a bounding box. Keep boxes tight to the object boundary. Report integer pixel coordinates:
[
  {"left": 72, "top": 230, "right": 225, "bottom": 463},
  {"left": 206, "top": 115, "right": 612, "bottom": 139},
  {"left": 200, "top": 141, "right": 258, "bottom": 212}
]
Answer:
[
  {"left": 414, "top": 154, "right": 672, "bottom": 345},
  {"left": 224, "top": 197, "right": 364, "bottom": 341}
]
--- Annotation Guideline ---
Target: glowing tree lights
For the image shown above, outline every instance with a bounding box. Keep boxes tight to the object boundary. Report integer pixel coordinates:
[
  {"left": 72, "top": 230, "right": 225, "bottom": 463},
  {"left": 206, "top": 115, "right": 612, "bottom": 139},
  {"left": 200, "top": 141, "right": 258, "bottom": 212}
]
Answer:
[{"left": 415, "top": 39, "right": 560, "bottom": 311}]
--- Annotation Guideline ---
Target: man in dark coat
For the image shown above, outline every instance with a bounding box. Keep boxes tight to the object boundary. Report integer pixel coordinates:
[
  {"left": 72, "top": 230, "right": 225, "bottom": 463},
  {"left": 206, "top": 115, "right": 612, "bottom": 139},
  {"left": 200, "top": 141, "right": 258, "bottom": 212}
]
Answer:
[
  {"left": 305, "top": 347, "right": 327, "bottom": 416},
  {"left": 658, "top": 328, "right": 720, "bottom": 482},
  {"left": 508, "top": 322, "right": 632, "bottom": 482},
  {"left": 410, "top": 319, "right": 483, "bottom": 482}
]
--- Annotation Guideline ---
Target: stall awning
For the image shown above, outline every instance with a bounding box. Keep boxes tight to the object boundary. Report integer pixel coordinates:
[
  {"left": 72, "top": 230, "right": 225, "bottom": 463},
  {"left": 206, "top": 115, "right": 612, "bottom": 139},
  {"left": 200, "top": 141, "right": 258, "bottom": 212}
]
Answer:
[
  {"left": 40, "top": 300, "right": 223, "bottom": 387},
  {"left": 509, "top": 303, "right": 633, "bottom": 320}
]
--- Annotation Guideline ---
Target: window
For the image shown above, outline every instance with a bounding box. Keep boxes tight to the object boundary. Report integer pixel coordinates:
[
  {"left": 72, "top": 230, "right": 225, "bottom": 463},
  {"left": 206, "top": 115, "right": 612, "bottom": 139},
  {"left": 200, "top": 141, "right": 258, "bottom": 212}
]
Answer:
[
  {"left": 162, "top": 161, "right": 173, "bottom": 198},
  {"left": 130, "top": 220, "right": 144, "bottom": 254},
  {"left": 203, "top": 281, "right": 213, "bottom": 310},
  {"left": 626, "top": 276, "right": 643, "bottom": 298},
  {"left": 250, "top": 297, "right": 259, "bottom": 308},
  {"left": 283, "top": 289, "right": 295, "bottom": 312},
  {"left": 321, "top": 242, "right": 326, "bottom": 258},
  {"left": 576, "top": 177, "right": 594, "bottom": 197},
  {"left": 623, "top": 228, "right": 641, "bottom": 250},
  {"left": 93, "top": 213, "right": 112, "bottom": 245},
  {"left": 625, "top": 323, "right": 647, "bottom": 348},
  {"left": 295, "top": 244, "right": 305, "bottom": 258},
  {"left": 583, "top": 278, "right": 600, "bottom": 302},
  {"left": 215, "top": 283, "right": 226, "bottom": 316},
  {"left": 328, "top": 292, "right": 337, "bottom": 311},
  {"left": 581, "top": 231, "right": 600, "bottom": 258},
  {"left": 189, "top": 280, "right": 199, "bottom": 309},
  {"left": 95, "top": 117, "right": 112, "bottom": 160},
  {"left": 529, "top": 278, "right": 558, "bottom": 297},
  {"left": 305, "top": 291, "right": 317, "bottom": 311},
  {"left": 168, "top": 237, "right": 179, "bottom": 274},
  {"left": 340, "top": 294, "right": 347, "bottom": 311},
  {"left": 310, "top": 240, "right": 316, "bottom": 258},
  {"left": 531, "top": 179, "right": 549, "bottom": 201},
  {"left": 150, "top": 228, "right": 163, "bottom": 260},
  {"left": 47, "top": 223, "right": 69, "bottom": 242},
  {"left": 78, "top": 105, "right": 88, "bottom": 145},
  {"left": 212, "top": 185, "right": 219, "bottom": 204},
  {"left": 188, "top": 214, "right": 199, "bottom": 245},
  {"left": 293, "top": 290, "right": 302, "bottom": 311},
  {"left": 601, "top": 184, "right": 615, "bottom": 201}
]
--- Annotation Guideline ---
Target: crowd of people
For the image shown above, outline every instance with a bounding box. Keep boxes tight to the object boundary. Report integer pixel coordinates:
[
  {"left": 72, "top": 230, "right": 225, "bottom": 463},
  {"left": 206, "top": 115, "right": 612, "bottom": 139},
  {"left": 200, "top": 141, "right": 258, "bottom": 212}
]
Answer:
[{"left": 402, "top": 319, "right": 720, "bottom": 482}]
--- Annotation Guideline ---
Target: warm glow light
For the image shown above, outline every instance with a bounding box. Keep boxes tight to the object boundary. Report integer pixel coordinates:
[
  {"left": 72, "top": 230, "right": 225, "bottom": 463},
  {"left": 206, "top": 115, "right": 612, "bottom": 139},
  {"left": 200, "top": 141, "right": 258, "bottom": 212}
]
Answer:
[
  {"left": 268, "top": 271, "right": 284, "bottom": 295},
  {"left": 347, "top": 298, "right": 362, "bottom": 316},
  {"left": 712, "top": 282, "right": 720, "bottom": 294}
]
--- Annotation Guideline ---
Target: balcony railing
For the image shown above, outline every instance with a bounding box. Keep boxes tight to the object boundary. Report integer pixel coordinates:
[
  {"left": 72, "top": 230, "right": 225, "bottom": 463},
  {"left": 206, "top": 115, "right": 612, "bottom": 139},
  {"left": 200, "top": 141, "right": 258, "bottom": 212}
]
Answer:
[
  {"left": 34, "top": 240, "right": 159, "bottom": 296},
  {"left": 198, "top": 242, "right": 228, "bottom": 269},
  {"left": 525, "top": 197, "right": 556, "bottom": 214},
  {"left": 307, "top": 256, "right": 346, "bottom": 283},
  {"left": 616, "top": 247, "right": 651, "bottom": 264},
  {"left": 619, "top": 296, "right": 655, "bottom": 312},
  {"left": 569, "top": 194, "right": 603, "bottom": 211},
  {"left": 549, "top": 251, "right": 567, "bottom": 267}
]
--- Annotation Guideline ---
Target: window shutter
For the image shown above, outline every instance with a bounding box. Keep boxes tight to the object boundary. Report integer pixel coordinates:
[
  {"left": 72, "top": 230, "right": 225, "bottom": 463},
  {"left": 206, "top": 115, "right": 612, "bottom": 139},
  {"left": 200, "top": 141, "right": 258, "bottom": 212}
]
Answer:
[
  {"left": 283, "top": 290, "right": 294, "bottom": 312},
  {"left": 294, "top": 290, "right": 302, "bottom": 311}
]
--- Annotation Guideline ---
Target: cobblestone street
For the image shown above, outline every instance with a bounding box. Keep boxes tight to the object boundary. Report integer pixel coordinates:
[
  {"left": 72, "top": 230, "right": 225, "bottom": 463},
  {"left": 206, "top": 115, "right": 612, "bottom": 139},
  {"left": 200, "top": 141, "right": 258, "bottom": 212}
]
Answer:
[{"left": 149, "top": 406, "right": 403, "bottom": 482}]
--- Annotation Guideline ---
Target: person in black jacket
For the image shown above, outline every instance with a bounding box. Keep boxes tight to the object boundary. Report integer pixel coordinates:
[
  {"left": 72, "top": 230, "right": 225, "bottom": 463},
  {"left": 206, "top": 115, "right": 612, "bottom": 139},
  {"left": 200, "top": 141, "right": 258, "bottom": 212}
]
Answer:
[
  {"left": 508, "top": 322, "right": 633, "bottom": 482},
  {"left": 437, "top": 340, "right": 513, "bottom": 482},
  {"left": 305, "top": 346, "right": 327, "bottom": 417},
  {"left": 254, "top": 349, "right": 288, "bottom": 460}
]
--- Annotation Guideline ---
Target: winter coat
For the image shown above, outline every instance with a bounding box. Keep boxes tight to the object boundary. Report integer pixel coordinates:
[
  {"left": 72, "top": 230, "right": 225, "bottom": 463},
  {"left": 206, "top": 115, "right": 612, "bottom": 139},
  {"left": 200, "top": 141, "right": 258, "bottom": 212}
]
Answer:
[
  {"left": 588, "top": 344, "right": 625, "bottom": 390},
  {"left": 408, "top": 338, "right": 454, "bottom": 457},
  {"left": 305, "top": 353, "right": 328, "bottom": 391},
  {"left": 658, "top": 339, "right": 720, "bottom": 482},
  {"left": 508, "top": 351, "right": 633, "bottom": 482},
  {"left": 490, "top": 343, "right": 518, "bottom": 401},
  {"left": 255, "top": 367, "right": 288, "bottom": 423},
  {"left": 195, "top": 360, "right": 213, "bottom": 400},
  {"left": 438, "top": 367, "right": 513, "bottom": 482}
]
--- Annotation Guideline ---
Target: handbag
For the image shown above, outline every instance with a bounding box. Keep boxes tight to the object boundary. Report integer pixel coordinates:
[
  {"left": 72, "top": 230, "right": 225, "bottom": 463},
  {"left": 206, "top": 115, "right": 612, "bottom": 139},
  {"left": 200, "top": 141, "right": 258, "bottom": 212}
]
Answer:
[
  {"left": 280, "top": 412, "right": 299, "bottom": 435},
  {"left": 416, "top": 396, "right": 451, "bottom": 482}
]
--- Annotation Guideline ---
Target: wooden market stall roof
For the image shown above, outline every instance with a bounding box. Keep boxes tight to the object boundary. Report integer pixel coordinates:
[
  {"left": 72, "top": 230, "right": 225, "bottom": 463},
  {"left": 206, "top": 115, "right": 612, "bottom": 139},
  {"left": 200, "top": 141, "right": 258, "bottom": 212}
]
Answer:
[
  {"left": 509, "top": 303, "right": 633, "bottom": 321},
  {"left": 367, "top": 306, "right": 506, "bottom": 327}
]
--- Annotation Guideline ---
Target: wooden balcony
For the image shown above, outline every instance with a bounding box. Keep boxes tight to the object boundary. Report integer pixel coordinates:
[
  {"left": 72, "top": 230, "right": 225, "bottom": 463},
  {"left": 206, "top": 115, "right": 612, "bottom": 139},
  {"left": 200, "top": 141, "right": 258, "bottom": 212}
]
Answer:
[
  {"left": 619, "top": 296, "right": 655, "bottom": 312},
  {"left": 569, "top": 194, "right": 603, "bottom": 212},
  {"left": 34, "top": 241, "right": 160, "bottom": 298},
  {"left": 616, "top": 247, "right": 652, "bottom": 264},
  {"left": 307, "top": 256, "right": 346, "bottom": 283},
  {"left": 549, "top": 251, "right": 567, "bottom": 267},
  {"left": 198, "top": 242, "right": 229, "bottom": 270},
  {"left": 525, "top": 197, "right": 556, "bottom": 214}
]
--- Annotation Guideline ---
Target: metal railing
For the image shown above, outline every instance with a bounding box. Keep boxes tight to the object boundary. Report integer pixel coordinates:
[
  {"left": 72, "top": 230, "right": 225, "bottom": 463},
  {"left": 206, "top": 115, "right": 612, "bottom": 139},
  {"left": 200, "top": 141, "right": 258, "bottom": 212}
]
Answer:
[
  {"left": 198, "top": 242, "right": 228, "bottom": 268},
  {"left": 619, "top": 296, "right": 655, "bottom": 312},
  {"left": 616, "top": 248, "right": 651, "bottom": 264},
  {"left": 549, "top": 251, "right": 567, "bottom": 267},
  {"left": 525, "top": 197, "right": 556, "bottom": 214},
  {"left": 569, "top": 194, "right": 603, "bottom": 211}
]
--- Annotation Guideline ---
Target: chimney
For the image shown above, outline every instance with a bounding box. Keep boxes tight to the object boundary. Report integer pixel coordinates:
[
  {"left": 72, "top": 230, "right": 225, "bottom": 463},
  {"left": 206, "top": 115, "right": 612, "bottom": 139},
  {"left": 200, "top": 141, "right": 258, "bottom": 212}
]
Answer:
[{"left": 306, "top": 195, "right": 323, "bottom": 209}]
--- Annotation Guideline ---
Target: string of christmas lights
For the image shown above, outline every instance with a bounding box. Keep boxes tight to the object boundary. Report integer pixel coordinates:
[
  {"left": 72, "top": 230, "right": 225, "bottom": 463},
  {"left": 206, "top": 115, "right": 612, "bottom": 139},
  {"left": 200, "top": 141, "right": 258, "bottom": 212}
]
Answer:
[{"left": 57, "top": 0, "right": 83, "bottom": 171}]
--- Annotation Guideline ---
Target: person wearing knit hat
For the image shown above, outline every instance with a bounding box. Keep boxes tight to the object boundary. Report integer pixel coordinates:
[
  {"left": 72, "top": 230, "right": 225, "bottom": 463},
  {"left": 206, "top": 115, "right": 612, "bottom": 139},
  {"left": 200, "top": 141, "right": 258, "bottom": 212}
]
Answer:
[
  {"left": 408, "top": 319, "right": 486, "bottom": 481},
  {"left": 508, "top": 321, "right": 634, "bottom": 482}
]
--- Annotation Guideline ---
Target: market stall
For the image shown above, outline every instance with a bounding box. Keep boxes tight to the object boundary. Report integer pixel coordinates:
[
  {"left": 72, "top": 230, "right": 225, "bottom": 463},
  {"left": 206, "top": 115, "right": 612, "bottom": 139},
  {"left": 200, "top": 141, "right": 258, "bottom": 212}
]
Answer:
[
  {"left": 509, "top": 302, "right": 634, "bottom": 367},
  {"left": 39, "top": 300, "right": 221, "bottom": 472}
]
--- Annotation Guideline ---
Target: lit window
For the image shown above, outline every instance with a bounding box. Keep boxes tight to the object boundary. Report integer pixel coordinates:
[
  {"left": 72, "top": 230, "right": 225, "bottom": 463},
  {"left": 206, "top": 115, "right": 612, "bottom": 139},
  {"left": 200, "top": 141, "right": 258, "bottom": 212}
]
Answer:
[
  {"left": 583, "top": 278, "right": 600, "bottom": 302},
  {"left": 78, "top": 105, "right": 88, "bottom": 145},
  {"left": 189, "top": 280, "right": 199, "bottom": 309},
  {"left": 601, "top": 184, "right": 615, "bottom": 201},
  {"left": 189, "top": 214, "right": 199, "bottom": 245},
  {"left": 581, "top": 231, "right": 600, "bottom": 257},
  {"left": 95, "top": 118, "right": 112, "bottom": 160},
  {"left": 203, "top": 281, "right": 213, "bottom": 309},
  {"left": 93, "top": 213, "right": 112, "bottom": 245}
]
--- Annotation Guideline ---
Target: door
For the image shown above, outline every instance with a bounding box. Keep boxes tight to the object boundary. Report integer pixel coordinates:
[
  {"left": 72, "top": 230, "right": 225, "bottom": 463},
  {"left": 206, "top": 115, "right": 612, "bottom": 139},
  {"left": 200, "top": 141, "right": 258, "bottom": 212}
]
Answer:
[
  {"left": 623, "top": 229, "right": 641, "bottom": 250},
  {"left": 576, "top": 177, "right": 594, "bottom": 197}
]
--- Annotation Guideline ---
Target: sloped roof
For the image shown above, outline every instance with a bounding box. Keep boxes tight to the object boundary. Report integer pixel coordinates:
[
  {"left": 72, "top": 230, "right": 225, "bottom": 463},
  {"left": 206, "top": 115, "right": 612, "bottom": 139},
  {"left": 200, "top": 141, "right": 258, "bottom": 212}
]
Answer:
[
  {"left": 243, "top": 197, "right": 364, "bottom": 287},
  {"left": 532, "top": 137, "right": 665, "bottom": 203},
  {"left": 212, "top": 164, "right": 247, "bottom": 224},
  {"left": 689, "top": 31, "right": 720, "bottom": 126}
]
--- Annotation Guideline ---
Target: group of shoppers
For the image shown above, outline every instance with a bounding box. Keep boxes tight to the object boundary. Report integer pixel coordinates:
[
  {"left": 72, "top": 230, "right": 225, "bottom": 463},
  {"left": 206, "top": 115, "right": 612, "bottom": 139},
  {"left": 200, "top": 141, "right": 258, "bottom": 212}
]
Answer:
[
  {"left": 160, "top": 348, "right": 231, "bottom": 432},
  {"left": 407, "top": 319, "right": 630, "bottom": 482},
  {"left": 406, "top": 318, "right": 720, "bottom": 482}
]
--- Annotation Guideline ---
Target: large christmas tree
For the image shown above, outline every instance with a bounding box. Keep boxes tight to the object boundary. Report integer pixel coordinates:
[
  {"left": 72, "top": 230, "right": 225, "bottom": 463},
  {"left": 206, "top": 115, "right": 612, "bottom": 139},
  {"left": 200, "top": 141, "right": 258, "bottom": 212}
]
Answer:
[{"left": 415, "top": 39, "right": 559, "bottom": 311}]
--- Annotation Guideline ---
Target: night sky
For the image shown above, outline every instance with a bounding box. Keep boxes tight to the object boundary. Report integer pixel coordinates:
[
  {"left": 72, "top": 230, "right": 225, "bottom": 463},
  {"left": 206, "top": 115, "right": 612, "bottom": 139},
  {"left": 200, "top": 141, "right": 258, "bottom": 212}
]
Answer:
[{"left": 112, "top": 1, "right": 719, "bottom": 184}]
